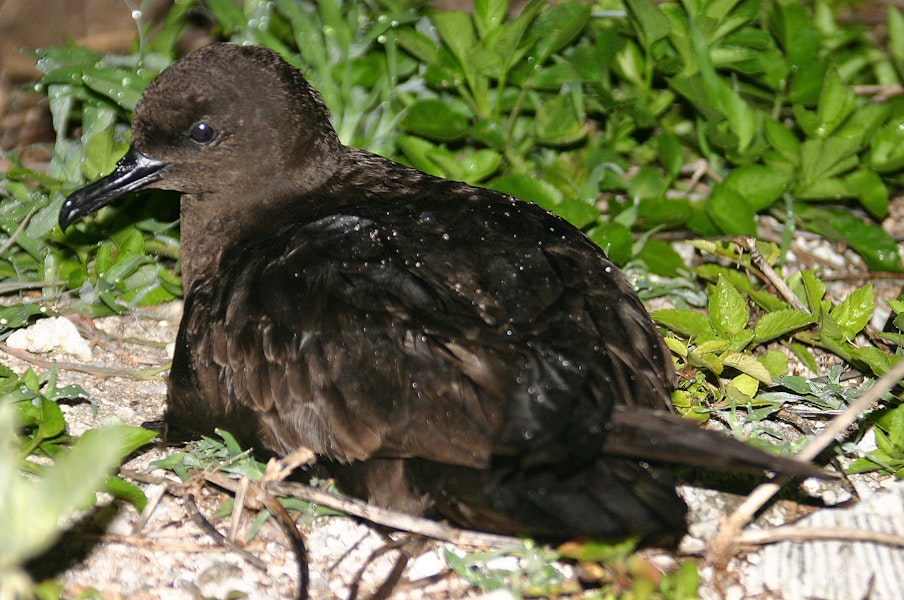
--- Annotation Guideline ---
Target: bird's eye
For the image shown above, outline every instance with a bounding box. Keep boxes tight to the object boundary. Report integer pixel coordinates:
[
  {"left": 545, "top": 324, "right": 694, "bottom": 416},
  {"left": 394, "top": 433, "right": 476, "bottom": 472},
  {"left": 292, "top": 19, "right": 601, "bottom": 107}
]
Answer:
[{"left": 189, "top": 122, "right": 219, "bottom": 145}]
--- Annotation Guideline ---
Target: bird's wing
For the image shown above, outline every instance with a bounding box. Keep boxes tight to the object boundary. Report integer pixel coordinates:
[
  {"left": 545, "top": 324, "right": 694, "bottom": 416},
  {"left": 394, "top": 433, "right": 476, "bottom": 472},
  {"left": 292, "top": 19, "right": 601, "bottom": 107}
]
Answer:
[{"left": 171, "top": 191, "right": 674, "bottom": 470}]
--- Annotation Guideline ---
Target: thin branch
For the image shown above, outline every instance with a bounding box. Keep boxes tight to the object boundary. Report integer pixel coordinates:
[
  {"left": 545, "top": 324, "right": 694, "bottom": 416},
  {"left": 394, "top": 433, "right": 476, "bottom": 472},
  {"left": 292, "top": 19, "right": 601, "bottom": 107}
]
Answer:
[
  {"left": 201, "top": 471, "right": 517, "bottom": 549},
  {"left": 0, "top": 342, "right": 170, "bottom": 379},
  {"left": 0, "top": 204, "right": 37, "bottom": 256},
  {"left": 734, "top": 235, "right": 810, "bottom": 313},
  {"left": 182, "top": 482, "right": 268, "bottom": 571},
  {"left": 737, "top": 525, "right": 904, "bottom": 549}
]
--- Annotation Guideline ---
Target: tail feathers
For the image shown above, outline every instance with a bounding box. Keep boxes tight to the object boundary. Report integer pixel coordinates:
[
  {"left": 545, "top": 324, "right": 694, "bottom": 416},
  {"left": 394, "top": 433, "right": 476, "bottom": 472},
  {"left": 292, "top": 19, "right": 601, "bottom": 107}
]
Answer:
[{"left": 604, "top": 406, "right": 831, "bottom": 480}]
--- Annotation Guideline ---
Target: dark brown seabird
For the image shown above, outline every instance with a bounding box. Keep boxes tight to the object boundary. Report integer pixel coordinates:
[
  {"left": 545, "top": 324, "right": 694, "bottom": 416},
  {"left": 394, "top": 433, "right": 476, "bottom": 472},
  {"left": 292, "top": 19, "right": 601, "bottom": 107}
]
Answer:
[{"left": 60, "top": 43, "right": 823, "bottom": 541}]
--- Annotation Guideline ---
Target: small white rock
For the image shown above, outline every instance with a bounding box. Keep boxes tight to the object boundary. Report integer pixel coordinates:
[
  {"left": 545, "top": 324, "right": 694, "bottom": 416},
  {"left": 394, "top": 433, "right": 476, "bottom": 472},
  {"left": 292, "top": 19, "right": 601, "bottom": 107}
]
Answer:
[{"left": 7, "top": 316, "right": 92, "bottom": 361}]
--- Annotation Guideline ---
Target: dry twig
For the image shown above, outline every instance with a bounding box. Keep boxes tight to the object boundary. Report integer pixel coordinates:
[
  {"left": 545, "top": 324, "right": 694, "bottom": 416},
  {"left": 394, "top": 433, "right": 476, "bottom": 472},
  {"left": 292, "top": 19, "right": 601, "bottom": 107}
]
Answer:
[{"left": 706, "top": 357, "right": 904, "bottom": 568}]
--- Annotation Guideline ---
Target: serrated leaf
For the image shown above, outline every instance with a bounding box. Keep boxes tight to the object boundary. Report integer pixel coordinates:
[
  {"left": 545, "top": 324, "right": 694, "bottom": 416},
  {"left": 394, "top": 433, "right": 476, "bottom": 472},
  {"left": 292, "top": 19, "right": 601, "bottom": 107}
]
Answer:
[
  {"left": 652, "top": 309, "right": 716, "bottom": 339},
  {"left": 753, "top": 309, "right": 816, "bottom": 345}
]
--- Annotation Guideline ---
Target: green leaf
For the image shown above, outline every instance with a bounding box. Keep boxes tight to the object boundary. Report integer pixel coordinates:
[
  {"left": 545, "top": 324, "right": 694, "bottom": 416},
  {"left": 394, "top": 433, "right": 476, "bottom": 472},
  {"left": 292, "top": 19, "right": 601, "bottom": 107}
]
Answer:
[
  {"left": 395, "top": 28, "right": 439, "bottom": 65},
  {"left": 752, "top": 309, "right": 816, "bottom": 345},
  {"left": 845, "top": 169, "right": 888, "bottom": 220},
  {"left": 887, "top": 6, "right": 904, "bottom": 74},
  {"left": 456, "top": 149, "right": 503, "bottom": 184},
  {"left": 869, "top": 117, "right": 904, "bottom": 173},
  {"left": 80, "top": 68, "right": 146, "bottom": 111},
  {"left": 636, "top": 238, "right": 687, "bottom": 277},
  {"left": 474, "top": 0, "right": 507, "bottom": 38},
  {"left": 797, "top": 206, "right": 903, "bottom": 272},
  {"left": 205, "top": 0, "right": 249, "bottom": 33},
  {"left": 829, "top": 284, "right": 874, "bottom": 341},
  {"left": 587, "top": 222, "right": 632, "bottom": 265},
  {"left": 525, "top": 3, "right": 591, "bottom": 65},
  {"left": 429, "top": 10, "right": 477, "bottom": 69},
  {"left": 760, "top": 349, "right": 789, "bottom": 378},
  {"left": 707, "top": 184, "right": 756, "bottom": 235},
  {"left": 814, "top": 68, "right": 856, "bottom": 138},
  {"left": 400, "top": 100, "right": 470, "bottom": 141},
  {"left": 708, "top": 276, "right": 749, "bottom": 338},
  {"left": 625, "top": 0, "right": 672, "bottom": 48},
  {"left": 0, "top": 408, "right": 129, "bottom": 566},
  {"left": 796, "top": 137, "right": 860, "bottom": 196},
  {"left": 535, "top": 93, "right": 585, "bottom": 145},
  {"left": 652, "top": 309, "right": 716, "bottom": 340},
  {"left": 490, "top": 173, "right": 562, "bottom": 209},
  {"left": 105, "top": 476, "right": 149, "bottom": 512},
  {"left": 722, "top": 352, "right": 774, "bottom": 384}
]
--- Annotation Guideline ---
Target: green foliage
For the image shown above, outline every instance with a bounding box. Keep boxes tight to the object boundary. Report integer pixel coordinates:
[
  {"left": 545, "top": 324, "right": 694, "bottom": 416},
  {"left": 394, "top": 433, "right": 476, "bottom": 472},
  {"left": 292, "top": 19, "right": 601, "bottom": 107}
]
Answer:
[
  {"left": 445, "top": 540, "right": 571, "bottom": 598},
  {"left": 847, "top": 403, "right": 904, "bottom": 477},
  {"left": 2, "top": 0, "right": 904, "bottom": 596},
  {"left": 0, "top": 402, "right": 154, "bottom": 597},
  {"left": 557, "top": 537, "right": 700, "bottom": 599}
]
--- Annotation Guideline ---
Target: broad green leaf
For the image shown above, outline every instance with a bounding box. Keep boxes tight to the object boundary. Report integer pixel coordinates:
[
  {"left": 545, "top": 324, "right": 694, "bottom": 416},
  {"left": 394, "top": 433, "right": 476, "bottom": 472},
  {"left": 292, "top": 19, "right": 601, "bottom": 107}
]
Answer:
[
  {"left": 760, "top": 349, "right": 789, "bottom": 378},
  {"left": 636, "top": 238, "right": 687, "bottom": 277},
  {"left": 0, "top": 304, "right": 46, "bottom": 333},
  {"left": 869, "top": 117, "right": 904, "bottom": 173},
  {"left": 396, "top": 28, "right": 440, "bottom": 65},
  {"left": 753, "top": 309, "right": 816, "bottom": 345},
  {"left": 845, "top": 169, "right": 889, "bottom": 219},
  {"left": 797, "top": 206, "right": 903, "bottom": 272},
  {"left": 396, "top": 135, "right": 447, "bottom": 177},
  {"left": 428, "top": 10, "right": 477, "bottom": 69},
  {"left": 709, "top": 276, "right": 749, "bottom": 338},
  {"left": 491, "top": 173, "right": 563, "bottom": 208},
  {"left": 850, "top": 346, "right": 900, "bottom": 377},
  {"left": 205, "top": 0, "right": 248, "bottom": 32},
  {"left": 707, "top": 184, "right": 755, "bottom": 234},
  {"left": 456, "top": 149, "right": 503, "bottom": 184},
  {"left": 829, "top": 284, "right": 874, "bottom": 341},
  {"left": 764, "top": 117, "right": 800, "bottom": 163},
  {"left": 797, "top": 137, "right": 860, "bottom": 193},
  {"left": 473, "top": 0, "right": 507, "bottom": 38},
  {"left": 626, "top": 0, "right": 672, "bottom": 48},
  {"left": 652, "top": 308, "right": 716, "bottom": 340},
  {"left": 81, "top": 68, "right": 145, "bottom": 111},
  {"left": 722, "top": 352, "right": 774, "bottom": 384},
  {"left": 525, "top": 3, "right": 591, "bottom": 65},
  {"left": 535, "top": 93, "right": 586, "bottom": 145},
  {"left": 400, "top": 100, "right": 470, "bottom": 141},
  {"left": 0, "top": 408, "right": 129, "bottom": 565},
  {"left": 725, "top": 165, "right": 789, "bottom": 211},
  {"left": 587, "top": 222, "right": 632, "bottom": 265},
  {"left": 814, "top": 68, "right": 856, "bottom": 137},
  {"left": 729, "top": 373, "right": 760, "bottom": 398}
]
